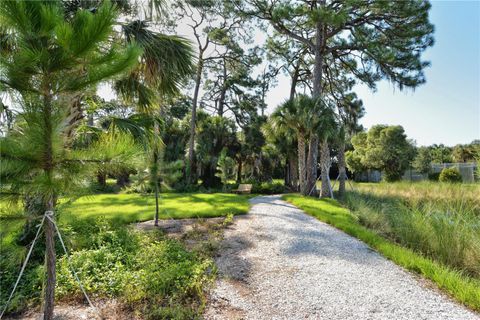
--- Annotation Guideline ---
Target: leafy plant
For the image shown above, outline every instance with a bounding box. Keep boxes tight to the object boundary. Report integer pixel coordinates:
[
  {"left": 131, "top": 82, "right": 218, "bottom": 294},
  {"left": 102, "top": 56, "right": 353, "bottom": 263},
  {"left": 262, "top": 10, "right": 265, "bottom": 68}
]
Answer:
[{"left": 439, "top": 167, "right": 462, "bottom": 183}]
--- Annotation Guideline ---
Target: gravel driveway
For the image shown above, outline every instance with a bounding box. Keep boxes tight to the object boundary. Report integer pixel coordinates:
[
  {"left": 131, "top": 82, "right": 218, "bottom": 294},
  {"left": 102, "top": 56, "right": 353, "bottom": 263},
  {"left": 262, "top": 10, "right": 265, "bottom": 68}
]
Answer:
[{"left": 204, "top": 195, "right": 479, "bottom": 320}]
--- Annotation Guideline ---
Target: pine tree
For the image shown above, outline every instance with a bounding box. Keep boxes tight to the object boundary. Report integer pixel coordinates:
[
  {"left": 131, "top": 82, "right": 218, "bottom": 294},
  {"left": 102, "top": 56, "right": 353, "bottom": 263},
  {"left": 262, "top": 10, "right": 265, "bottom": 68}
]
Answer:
[{"left": 0, "top": 2, "right": 139, "bottom": 318}]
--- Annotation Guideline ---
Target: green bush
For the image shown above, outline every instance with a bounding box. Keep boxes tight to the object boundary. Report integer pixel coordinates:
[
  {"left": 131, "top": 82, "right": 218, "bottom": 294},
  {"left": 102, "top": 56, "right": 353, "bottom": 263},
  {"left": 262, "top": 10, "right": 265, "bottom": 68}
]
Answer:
[
  {"left": 56, "top": 226, "right": 214, "bottom": 316},
  {"left": 252, "top": 182, "right": 286, "bottom": 194},
  {"left": 439, "top": 167, "right": 462, "bottom": 183}
]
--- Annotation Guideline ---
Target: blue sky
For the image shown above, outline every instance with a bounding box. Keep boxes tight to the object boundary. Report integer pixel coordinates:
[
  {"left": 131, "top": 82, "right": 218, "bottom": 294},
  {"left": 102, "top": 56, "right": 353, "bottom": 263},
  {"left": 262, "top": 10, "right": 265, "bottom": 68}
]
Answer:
[
  {"left": 266, "top": 0, "right": 480, "bottom": 146},
  {"left": 355, "top": 0, "right": 480, "bottom": 146}
]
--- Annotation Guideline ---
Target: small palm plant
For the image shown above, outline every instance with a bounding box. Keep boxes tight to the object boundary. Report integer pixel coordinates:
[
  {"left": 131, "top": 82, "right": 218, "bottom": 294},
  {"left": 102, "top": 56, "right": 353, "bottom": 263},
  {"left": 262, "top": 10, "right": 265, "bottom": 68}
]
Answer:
[
  {"left": 216, "top": 148, "right": 236, "bottom": 191},
  {"left": 0, "top": 1, "right": 140, "bottom": 318}
]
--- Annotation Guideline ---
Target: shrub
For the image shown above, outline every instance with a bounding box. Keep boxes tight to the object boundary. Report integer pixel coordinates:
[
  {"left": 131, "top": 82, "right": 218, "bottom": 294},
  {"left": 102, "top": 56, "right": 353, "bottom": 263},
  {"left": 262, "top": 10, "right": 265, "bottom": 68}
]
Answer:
[
  {"left": 56, "top": 226, "right": 214, "bottom": 316},
  {"left": 439, "top": 167, "right": 462, "bottom": 183},
  {"left": 252, "top": 182, "right": 286, "bottom": 194}
]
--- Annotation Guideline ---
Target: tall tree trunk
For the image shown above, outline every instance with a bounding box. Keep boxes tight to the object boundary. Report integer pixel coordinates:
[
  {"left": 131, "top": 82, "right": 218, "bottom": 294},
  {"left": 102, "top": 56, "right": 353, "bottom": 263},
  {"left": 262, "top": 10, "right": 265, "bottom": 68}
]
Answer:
[
  {"left": 285, "top": 158, "right": 290, "bottom": 187},
  {"left": 306, "top": 4, "right": 325, "bottom": 196},
  {"left": 153, "top": 120, "right": 161, "bottom": 226},
  {"left": 187, "top": 56, "right": 203, "bottom": 184},
  {"left": 338, "top": 140, "right": 346, "bottom": 197},
  {"left": 44, "top": 199, "right": 56, "bottom": 320},
  {"left": 306, "top": 134, "right": 319, "bottom": 196},
  {"left": 289, "top": 154, "right": 299, "bottom": 191},
  {"left": 289, "top": 60, "right": 300, "bottom": 101},
  {"left": 320, "top": 138, "right": 331, "bottom": 198},
  {"left": 236, "top": 158, "right": 242, "bottom": 183},
  {"left": 42, "top": 87, "right": 56, "bottom": 320},
  {"left": 218, "top": 59, "right": 227, "bottom": 117},
  {"left": 298, "top": 133, "right": 307, "bottom": 195}
]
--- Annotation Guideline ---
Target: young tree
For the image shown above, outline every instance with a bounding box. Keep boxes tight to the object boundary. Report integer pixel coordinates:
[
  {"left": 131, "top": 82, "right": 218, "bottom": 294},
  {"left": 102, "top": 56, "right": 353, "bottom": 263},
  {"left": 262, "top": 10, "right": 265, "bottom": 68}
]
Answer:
[
  {"left": 413, "top": 146, "right": 433, "bottom": 175},
  {"left": 0, "top": 2, "right": 139, "bottom": 318},
  {"left": 347, "top": 125, "right": 415, "bottom": 182},
  {"left": 239, "top": 0, "right": 434, "bottom": 197}
]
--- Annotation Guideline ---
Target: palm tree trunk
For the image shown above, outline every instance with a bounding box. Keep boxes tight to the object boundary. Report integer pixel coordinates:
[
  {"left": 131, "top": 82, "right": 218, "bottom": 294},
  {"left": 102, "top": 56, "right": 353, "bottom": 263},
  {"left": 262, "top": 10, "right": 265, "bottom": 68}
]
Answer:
[
  {"left": 154, "top": 181, "right": 159, "bottom": 226},
  {"left": 306, "top": 134, "right": 319, "bottom": 196},
  {"left": 338, "top": 140, "right": 346, "bottom": 197},
  {"left": 320, "top": 138, "right": 331, "bottom": 198},
  {"left": 285, "top": 158, "right": 290, "bottom": 187},
  {"left": 44, "top": 198, "right": 56, "bottom": 320},
  {"left": 298, "top": 133, "right": 307, "bottom": 195},
  {"left": 289, "top": 154, "right": 299, "bottom": 191}
]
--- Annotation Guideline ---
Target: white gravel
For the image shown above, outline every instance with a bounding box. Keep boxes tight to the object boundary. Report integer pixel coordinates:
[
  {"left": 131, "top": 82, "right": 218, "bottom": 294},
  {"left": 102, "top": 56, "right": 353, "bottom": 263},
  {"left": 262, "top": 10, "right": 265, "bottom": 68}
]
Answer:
[{"left": 204, "top": 195, "right": 479, "bottom": 320}]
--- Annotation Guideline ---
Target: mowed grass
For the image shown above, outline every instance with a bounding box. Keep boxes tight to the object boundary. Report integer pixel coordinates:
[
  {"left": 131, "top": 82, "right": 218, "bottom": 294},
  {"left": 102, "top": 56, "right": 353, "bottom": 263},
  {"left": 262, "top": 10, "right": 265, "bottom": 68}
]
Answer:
[
  {"left": 61, "top": 193, "right": 251, "bottom": 224},
  {"left": 283, "top": 194, "right": 480, "bottom": 311},
  {"left": 0, "top": 193, "right": 251, "bottom": 263}
]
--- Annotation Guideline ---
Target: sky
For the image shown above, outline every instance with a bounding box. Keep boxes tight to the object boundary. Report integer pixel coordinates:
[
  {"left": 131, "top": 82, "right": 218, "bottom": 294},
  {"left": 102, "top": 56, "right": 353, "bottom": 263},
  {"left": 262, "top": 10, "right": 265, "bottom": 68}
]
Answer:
[{"left": 266, "top": 0, "right": 480, "bottom": 147}]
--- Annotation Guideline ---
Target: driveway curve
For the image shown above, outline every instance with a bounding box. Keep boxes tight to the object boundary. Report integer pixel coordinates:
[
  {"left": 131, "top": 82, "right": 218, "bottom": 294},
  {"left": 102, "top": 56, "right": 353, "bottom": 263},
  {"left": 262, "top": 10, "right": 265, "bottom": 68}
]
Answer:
[{"left": 204, "top": 195, "right": 479, "bottom": 320}]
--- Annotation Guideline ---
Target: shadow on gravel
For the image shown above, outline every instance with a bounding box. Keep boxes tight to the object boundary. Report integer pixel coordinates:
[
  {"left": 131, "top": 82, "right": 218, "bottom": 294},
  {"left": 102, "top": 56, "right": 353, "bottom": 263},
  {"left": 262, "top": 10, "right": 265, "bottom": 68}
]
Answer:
[
  {"left": 215, "top": 232, "right": 255, "bottom": 282},
  {"left": 280, "top": 225, "right": 381, "bottom": 266}
]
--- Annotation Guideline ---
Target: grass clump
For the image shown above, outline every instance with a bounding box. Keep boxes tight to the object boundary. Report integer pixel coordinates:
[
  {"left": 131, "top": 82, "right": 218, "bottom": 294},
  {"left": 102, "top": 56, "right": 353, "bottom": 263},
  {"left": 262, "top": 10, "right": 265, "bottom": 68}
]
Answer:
[
  {"left": 346, "top": 182, "right": 480, "bottom": 277},
  {"left": 283, "top": 194, "right": 480, "bottom": 312}
]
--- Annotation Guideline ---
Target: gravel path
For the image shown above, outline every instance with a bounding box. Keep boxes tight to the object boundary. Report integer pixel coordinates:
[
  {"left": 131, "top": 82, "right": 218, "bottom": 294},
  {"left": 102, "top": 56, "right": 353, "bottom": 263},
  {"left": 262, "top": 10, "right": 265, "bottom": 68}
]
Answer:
[{"left": 204, "top": 195, "right": 479, "bottom": 320}]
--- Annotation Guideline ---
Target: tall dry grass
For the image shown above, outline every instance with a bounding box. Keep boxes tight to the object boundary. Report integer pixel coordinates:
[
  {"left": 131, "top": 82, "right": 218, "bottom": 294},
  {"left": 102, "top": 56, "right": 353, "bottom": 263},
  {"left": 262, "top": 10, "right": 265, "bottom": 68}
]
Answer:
[{"left": 343, "top": 182, "right": 480, "bottom": 277}]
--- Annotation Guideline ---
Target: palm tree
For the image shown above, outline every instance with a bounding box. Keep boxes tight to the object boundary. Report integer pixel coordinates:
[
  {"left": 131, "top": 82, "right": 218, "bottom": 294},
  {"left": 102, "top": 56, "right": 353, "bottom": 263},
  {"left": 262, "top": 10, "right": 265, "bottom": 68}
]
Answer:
[
  {"left": 0, "top": 2, "right": 139, "bottom": 318},
  {"left": 271, "top": 98, "right": 309, "bottom": 194},
  {"left": 271, "top": 95, "right": 335, "bottom": 196},
  {"left": 263, "top": 113, "right": 298, "bottom": 191},
  {"left": 112, "top": 11, "right": 194, "bottom": 225}
]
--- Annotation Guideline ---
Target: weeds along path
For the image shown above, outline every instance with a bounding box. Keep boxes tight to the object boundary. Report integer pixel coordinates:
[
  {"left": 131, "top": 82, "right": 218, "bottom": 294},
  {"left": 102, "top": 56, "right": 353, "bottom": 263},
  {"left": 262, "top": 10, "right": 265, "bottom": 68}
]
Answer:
[{"left": 204, "top": 195, "right": 479, "bottom": 320}]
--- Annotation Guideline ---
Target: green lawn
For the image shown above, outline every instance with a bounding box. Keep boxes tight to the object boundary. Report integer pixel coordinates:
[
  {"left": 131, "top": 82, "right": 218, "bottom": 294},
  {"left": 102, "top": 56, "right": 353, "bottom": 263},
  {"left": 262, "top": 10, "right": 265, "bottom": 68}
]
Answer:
[
  {"left": 60, "top": 193, "right": 251, "bottom": 225},
  {"left": 1, "top": 192, "right": 251, "bottom": 264},
  {"left": 283, "top": 194, "right": 480, "bottom": 312}
]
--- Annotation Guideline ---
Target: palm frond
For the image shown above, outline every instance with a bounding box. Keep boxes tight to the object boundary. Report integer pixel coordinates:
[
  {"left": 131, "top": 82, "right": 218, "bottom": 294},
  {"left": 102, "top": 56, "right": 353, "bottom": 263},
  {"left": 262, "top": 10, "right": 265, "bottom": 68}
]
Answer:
[{"left": 122, "top": 20, "right": 194, "bottom": 95}]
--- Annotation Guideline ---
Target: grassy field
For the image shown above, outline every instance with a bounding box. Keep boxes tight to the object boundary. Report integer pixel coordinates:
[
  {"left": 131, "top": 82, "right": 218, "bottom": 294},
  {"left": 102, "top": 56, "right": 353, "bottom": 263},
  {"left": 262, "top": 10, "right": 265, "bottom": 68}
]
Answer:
[
  {"left": 283, "top": 194, "right": 480, "bottom": 311},
  {"left": 344, "top": 182, "right": 480, "bottom": 277},
  {"left": 0, "top": 193, "right": 251, "bottom": 316}
]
